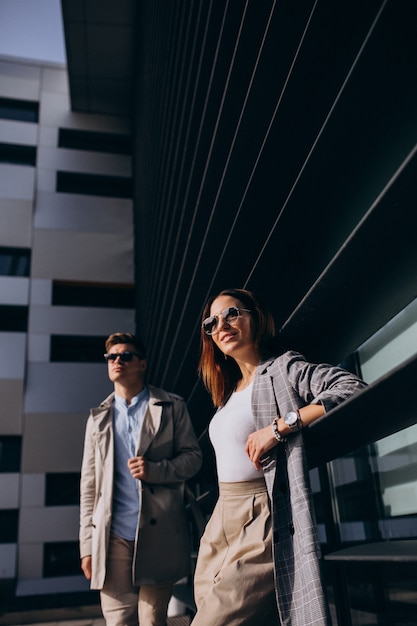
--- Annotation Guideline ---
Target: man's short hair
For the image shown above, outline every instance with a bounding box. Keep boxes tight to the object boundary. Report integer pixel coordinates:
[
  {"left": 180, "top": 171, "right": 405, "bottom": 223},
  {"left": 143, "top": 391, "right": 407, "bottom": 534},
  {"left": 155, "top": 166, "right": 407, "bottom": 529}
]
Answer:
[{"left": 105, "top": 333, "right": 147, "bottom": 359}]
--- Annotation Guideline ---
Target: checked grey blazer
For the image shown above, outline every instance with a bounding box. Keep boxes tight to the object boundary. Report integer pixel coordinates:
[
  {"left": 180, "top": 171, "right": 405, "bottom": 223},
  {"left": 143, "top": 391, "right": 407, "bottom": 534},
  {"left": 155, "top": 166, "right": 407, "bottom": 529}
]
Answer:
[{"left": 252, "top": 351, "right": 366, "bottom": 626}]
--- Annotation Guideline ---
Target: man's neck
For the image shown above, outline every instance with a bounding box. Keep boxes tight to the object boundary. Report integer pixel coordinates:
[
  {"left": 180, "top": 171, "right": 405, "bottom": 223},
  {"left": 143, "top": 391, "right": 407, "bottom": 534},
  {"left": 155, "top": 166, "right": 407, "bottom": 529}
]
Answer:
[{"left": 114, "top": 382, "right": 145, "bottom": 406}]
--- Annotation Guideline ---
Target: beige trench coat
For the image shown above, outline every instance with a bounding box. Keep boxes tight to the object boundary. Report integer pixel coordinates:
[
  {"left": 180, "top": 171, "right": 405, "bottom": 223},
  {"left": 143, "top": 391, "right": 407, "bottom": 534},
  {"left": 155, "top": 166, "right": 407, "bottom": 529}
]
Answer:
[{"left": 79, "top": 385, "right": 202, "bottom": 589}]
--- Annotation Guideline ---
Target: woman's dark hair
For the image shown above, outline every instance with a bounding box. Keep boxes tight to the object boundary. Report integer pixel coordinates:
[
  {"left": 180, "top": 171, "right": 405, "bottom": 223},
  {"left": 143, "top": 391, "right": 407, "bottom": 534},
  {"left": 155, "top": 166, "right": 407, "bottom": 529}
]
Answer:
[{"left": 198, "top": 288, "right": 279, "bottom": 407}]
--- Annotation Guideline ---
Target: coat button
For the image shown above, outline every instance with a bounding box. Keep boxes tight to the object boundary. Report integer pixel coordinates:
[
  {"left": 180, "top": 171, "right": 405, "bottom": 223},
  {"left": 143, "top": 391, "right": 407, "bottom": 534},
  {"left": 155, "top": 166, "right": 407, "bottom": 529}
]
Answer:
[
  {"left": 150, "top": 518, "right": 157, "bottom": 525},
  {"left": 289, "top": 523, "right": 295, "bottom": 535}
]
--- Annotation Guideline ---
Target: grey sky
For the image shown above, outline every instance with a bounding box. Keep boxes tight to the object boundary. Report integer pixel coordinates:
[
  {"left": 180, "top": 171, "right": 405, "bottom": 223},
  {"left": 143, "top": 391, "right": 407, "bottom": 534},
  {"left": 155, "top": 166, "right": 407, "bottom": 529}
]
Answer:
[{"left": 0, "top": 0, "right": 66, "bottom": 64}]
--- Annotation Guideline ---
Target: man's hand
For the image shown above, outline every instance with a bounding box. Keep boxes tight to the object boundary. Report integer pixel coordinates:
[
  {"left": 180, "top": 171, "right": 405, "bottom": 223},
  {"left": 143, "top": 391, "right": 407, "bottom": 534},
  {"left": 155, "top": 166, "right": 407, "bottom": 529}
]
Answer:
[
  {"left": 81, "top": 555, "right": 92, "bottom": 580},
  {"left": 128, "top": 456, "right": 149, "bottom": 481},
  {"left": 245, "top": 425, "right": 278, "bottom": 470}
]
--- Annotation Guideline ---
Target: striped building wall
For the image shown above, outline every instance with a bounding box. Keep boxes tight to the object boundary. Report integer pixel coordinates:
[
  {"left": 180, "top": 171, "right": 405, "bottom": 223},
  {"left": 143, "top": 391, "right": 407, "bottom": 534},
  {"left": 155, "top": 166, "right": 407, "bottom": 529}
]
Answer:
[{"left": 0, "top": 57, "right": 134, "bottom": 597}]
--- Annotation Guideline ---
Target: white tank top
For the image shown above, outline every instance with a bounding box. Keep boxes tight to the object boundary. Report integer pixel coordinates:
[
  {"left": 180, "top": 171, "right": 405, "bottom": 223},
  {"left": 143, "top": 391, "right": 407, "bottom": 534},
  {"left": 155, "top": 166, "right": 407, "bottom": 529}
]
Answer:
[{"left": 209, "top": 382, "right": 261, "bottom": 482}]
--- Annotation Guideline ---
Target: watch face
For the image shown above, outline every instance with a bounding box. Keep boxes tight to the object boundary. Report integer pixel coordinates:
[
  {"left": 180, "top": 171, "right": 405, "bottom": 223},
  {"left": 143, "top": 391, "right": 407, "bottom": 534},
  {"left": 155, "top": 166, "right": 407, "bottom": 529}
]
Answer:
[{"left": 285, "top": 411, "right": 298, "bottom": 425}]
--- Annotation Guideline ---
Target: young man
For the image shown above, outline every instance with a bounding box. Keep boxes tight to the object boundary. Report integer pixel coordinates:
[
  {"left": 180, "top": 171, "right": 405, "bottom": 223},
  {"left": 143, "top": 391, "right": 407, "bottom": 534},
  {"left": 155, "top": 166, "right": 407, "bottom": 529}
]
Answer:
[{"left": 79, "top": 333, "right": 202, "bottom": 626}]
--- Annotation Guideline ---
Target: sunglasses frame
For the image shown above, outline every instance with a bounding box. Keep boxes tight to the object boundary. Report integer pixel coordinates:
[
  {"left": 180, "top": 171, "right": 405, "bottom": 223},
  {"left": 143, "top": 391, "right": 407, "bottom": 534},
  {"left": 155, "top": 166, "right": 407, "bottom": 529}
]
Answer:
[
  {"left": 104, "top": 351, "right": 141, "bottom": 362},
  {"left": 202, "top": 306, "right": 251, "bottom": 336}
]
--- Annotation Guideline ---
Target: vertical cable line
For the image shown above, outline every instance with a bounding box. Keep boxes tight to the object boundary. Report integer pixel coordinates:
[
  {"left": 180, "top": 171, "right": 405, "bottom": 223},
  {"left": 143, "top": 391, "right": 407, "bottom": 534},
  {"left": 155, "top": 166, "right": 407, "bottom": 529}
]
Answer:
[
  {"left": 146, "top": 2, "right": 204, "bottom": 346},
  {"left": 155, "top": 0, "right": 278, "bottom": 377},
  {"left": 141, "top": 0, "right": 227, "bottom": 370},
  {"left": 138, "top": 2, "right": 175, "bottom": 306},
  {"left": 172, "top": 0, "right": 388, "bottom": 394},
  {"left": 243, "top": 0, "right": 389, "bottom": 287},
  {"left": 149, "top": 2, "right": 213, "bottom": 364},
  {"left": 182, "top": 0, "right": 389, "bottom": 401},
  {"left": 281, "top": 140, "right": 417, "bottom": 332},
  {"left": 167, "top": 0, "right": 316, "bottom": 388},
  {"left": 146, "top": 5, "right": 185, "bottom": 296},
  {"left": 147, "top": 4, "right": 191, "bottom": 313},
  {"left": 158, "top": 0, "right": 250, "bottom": 385}
]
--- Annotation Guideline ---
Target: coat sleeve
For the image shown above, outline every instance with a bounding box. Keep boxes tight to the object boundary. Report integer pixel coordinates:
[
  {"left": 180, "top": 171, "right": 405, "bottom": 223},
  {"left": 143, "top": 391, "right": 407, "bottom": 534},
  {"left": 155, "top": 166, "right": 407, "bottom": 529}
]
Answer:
[
  {"left": 281, "top": 351, "right": 367, "bottom": 413},
  {"left": 144, "top": 396, "right": 202, "bottom": 484},
  {"left": 79, "top": 413, "right": 96, "bottom": 559}
]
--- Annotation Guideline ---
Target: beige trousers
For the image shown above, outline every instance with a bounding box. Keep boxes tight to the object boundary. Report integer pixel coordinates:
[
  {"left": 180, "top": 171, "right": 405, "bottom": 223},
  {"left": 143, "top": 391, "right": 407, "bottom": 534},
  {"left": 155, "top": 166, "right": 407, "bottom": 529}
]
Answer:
[
  {"left": 100, "top": 534, "right": 173, "bottom": 626},
  {"left": 192, "top": 478, "right": 279, "bottom": 626}
]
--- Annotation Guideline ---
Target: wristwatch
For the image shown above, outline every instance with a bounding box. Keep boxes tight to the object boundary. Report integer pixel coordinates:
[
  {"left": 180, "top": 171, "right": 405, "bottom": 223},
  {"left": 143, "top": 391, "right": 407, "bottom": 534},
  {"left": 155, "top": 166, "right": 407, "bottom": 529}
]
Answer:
[{"left": 284, "top": 410, "right": 302, "bottom": 432}]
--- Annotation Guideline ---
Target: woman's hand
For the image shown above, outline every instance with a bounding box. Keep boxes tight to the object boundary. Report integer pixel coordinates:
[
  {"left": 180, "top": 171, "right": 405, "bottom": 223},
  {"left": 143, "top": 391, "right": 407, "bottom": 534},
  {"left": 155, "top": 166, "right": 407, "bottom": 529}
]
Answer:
[
  {"left": 245, "top": 425, "right": 278, "bottom": 470},
  {"left": 128, "top": 456, "right": 149, "bottom": 481}
]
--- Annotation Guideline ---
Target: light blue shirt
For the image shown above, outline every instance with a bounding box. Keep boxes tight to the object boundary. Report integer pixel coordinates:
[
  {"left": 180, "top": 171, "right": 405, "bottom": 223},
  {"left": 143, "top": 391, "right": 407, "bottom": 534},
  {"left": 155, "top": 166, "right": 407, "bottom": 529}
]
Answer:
[{"left": 111, "top": 386, "right": 150, "bottom": 540}]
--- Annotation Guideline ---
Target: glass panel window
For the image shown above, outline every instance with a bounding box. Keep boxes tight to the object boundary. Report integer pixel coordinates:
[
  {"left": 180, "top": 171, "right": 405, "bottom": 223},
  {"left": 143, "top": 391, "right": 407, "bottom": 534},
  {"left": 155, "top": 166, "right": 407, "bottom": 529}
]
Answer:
[
  {"left": 0, "top": 143, "right": 36, "bottom": 166},
  {"left": 45, "top": 473, "right": 80, "bottom": 506},
  {"left": 50, "top": 335, "right": 107, "bottom": 363},
  {"left": 56, "top": 171, "right": 132, "bottom": 198},
  {"left": 43, "top": 542, "right": 80, "bottom": 577},
  {"left": 0, "top": 247, "right": 31, "bottom": 277},
  {"left": 52, "top": 280, "right": 134, "bottom": 309},
  {"left": 58, "top": 128, "right": 132, "bottom": 155},
  {"left": 0, "top": 510, "right": 19, "bottom": 542},
  {"left": 0, "top": 436, "right": 22, "bottom": 472},
  {"left": 0, "top": 97, "right": 39, "bottom": 123},
  {"left": 0, "top": 305, "right": 28, "bottom": 332}
]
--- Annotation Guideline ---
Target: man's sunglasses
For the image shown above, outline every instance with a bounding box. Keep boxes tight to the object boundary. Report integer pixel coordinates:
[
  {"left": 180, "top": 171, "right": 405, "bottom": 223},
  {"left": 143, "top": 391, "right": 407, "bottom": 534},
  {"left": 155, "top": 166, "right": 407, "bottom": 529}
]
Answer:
[
  {"left": 104, "top": 351, "right": 141, "bottom": 362},
  {"left": 202, "top": 306, "right": 251, "bottom": 336}
]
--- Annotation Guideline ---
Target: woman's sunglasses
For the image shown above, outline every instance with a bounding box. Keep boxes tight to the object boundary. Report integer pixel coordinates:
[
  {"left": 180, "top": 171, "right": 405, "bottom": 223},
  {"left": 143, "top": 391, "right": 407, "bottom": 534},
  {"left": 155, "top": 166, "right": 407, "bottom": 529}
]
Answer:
[{"left": 202, "top": 306, "right": 251, "bottom": 336}]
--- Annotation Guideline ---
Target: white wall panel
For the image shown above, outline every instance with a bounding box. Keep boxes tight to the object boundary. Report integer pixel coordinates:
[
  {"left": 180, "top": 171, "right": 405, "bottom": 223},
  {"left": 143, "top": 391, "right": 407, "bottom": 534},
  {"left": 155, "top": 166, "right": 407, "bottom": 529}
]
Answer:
[
  {"left": 38, "top": 146, "right": 131, "bottom": 176},
  {"left": 0, "top": 544, "right": 16, "bottom": 579},
  {"left": 0, "top": 164, "right": 35, "bottom": 200},
  {"left": 0, "top": 474, "right": 19, "bottom": 508},
  {"left": 29, "top": 305, "right": 134, "bottom": 335},
  {"left": 0, "top": 120, "right": 38, "bottom": 145},
  {"left": 34, "top": 191, "right": 132, "bottom": 233},
  {"left": 0, "top": 61, "right": 40, "bottom": 100},
  {"left": 30, "top": 279, "right": 52, "bottom": 305},
  {"left": 31, "top": 230, "right": 134, "bottom": 282},
  {"left": 19, "top": 506, "right": 79, "bottom": 542},
  {"left": 0, "top": 333, "right": 26, "bottom": 379},
  {"left": 41, "top": 67, "right": 68, "bottom": 94},
  {"left": 0, "top": 277, "right": 30, "bottom": 305},
  {"left": 17, "top": 543, "right": 42, "bottom": 579},
  {"left": 21, "top": 474, "right": 45, "bottom": 507},
  {"left": 24, "top": 363, "right": 111, "bottom": 413},
  {"left": 38, "top": 125, "right": 58, "bottom": 148},
  {"left": 0, "top": 198, "right": 33, "bottom": 247},
  {"left": 27, "top": 334, "right": 50, "bottom": 362},
  {"left": 16, "top": 575, "right": 90, "bottom": 594}
]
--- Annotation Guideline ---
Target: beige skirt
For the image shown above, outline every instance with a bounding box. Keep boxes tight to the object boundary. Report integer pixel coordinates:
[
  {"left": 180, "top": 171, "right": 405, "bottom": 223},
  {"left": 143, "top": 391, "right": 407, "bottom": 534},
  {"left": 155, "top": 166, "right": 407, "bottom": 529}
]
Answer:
[{"left": 192, "top": 478, "right": 279, "bottom": 626}]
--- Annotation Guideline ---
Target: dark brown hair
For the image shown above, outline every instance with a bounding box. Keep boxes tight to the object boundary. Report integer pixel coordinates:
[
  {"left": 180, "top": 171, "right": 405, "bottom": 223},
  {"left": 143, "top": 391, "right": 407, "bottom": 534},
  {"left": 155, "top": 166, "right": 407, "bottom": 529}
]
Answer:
[
  {"left": 198, "top": 289, "right": 278, "bottom": 407},
  {"left": 105, "top": 333, "right": 147, "bottom": 359}
]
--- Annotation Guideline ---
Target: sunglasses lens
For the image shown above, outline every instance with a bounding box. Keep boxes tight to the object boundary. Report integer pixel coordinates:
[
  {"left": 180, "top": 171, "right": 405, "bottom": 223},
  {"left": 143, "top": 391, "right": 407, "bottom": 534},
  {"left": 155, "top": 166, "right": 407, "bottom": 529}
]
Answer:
[
  {"left": 202, "top": 316, "right": 217, "bottom": 335},
  {"left": 105, "top": 351, "right": 134, "bottom": 362},
  {"left": 222, "top": 306, "right": 239, "bottom": 323}
]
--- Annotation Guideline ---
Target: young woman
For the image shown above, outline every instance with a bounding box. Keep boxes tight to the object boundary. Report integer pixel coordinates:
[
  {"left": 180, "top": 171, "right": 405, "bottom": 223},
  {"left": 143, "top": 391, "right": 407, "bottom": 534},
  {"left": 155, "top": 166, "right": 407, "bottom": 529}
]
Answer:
[{"left": 191, "top": 288, "right": 366, "bottom": 626}]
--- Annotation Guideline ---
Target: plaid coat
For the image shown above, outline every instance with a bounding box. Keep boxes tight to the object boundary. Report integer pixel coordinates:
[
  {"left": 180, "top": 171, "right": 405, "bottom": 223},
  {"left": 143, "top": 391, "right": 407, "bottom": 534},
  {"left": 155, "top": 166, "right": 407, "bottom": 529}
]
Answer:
[{"left": 252, "top": 351, "right": 366, "bottom": 626}]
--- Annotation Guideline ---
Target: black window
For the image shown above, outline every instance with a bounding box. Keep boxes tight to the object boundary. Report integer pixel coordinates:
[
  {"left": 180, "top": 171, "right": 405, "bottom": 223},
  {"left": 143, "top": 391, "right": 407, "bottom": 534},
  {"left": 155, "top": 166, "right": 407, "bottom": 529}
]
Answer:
[
  {"left": 58, "top": 128, "right": 132, "bottom": 155},
  {"left": 0, "top": 97, "right": 39, "bottom": 123},
  {"left": 50, "top": 335, "right": 107, "bottom": 363},
  {"left": 0, "top": 510, "right": 19, "bottom": 543},
  {"left": 56, "top": 171, "right": 132, "bottom": 198},
  {"left": 0, "top": 305, "right": 28, "bottom": 332},
  {"left": 0, "top": 247, "right": 31, "bottom": 276},
  {"left": 0, "top": 436, "right": 22, "bottom": 472},
  {"left": 0, "top": 143, "right": 36, "bottom": 166},
  {"left": 45, "top": 473, "right": 80, "bottom": 506},
  {"left": 43, "top": 542, "right": 80, "bottom": 577},
  {"left": 52, "top": 280, "right": 134, "bottom": 309}
]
